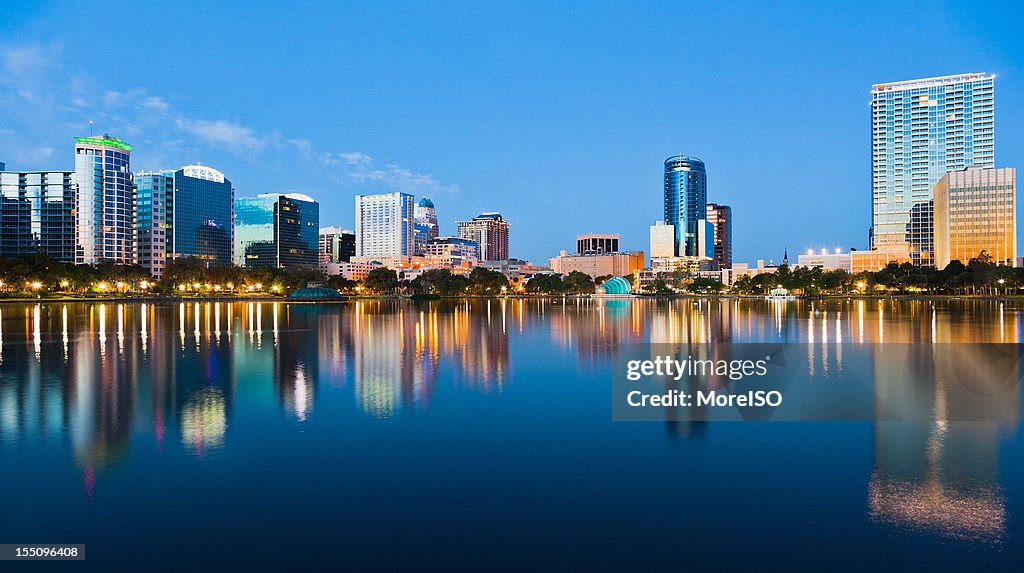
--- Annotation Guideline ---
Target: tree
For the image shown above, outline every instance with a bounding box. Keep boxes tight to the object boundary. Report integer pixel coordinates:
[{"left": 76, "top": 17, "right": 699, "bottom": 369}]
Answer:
[
  {"left": 410, "top": 269, "right": 468, "bottom": 296},
  {"left": 564, "top": 271, "right": 595, "bottom": 294},
  {"left": 362, "top": 268, "right": 400, "bottom": 294},
  {"left": 525, "top": 273, "right": 565, "bottom": 294},
  {"left": 467, "top": 267, "right": 508, "bottom": 295}
]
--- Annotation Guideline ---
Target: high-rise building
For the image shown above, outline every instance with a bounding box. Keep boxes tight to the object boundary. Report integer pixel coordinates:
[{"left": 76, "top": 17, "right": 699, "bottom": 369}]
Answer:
[
  {"left": 649, "top": 221, "right": 675, "bottom": 259},
  {"left": 413, "top": 197, "right": 439, "bottom": 255},
  {"left": 235, "top": 193, "right": 319, "bottom": 269},
  {"left": 319, "top": 227, "right": 356, "bottom": 263},
  {"left": 934, "top": 167, "right": 1016, "bottom": 269},
  {"left": 136, "top": 165, "right": 234, "bottom": 277},
  {"left": 576, "top": 233, "right": 619, "bottom": 255},
  {"left": 457, "top": 212, "right": 509, "bottom": 261},
  {"left": 74, "top": 135, "right": 135, "bottom": 264},
  {"left": 706, "top": 203, "right": 732, "bottom": 269},
  {"left": 135, "top": 170, "right": 174, "bottom": 277},
  {"left": 664, "top": 155, "right": 708, "bottom": 257},
  {"left": 355, "top": 192, "right": 414, "bottom": 259},
  {"left": 0, "top": 169, "right": 77, "bottom": 261},
  {"left": 871, "top": 73, "right": 995, "bottom": 266},
  {"left": 172, "top": 165, "right": 234, "bottom": 265}
]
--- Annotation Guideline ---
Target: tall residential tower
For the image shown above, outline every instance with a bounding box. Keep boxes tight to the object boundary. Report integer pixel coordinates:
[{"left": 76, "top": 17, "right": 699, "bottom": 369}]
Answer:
[
  {"left": 74, "top": 135, "right": 135, "bottom": 264},
  {"left": 870, "top": 73, "right": 995, "bottom": 266},
  {"left": 663, "top": 155, "right": 708, "bottom": 258}
]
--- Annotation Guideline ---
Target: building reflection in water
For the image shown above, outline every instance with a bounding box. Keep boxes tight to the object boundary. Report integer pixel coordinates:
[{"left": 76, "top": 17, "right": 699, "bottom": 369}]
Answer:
[{"left": 0, "top": 298, "right": 1020, "bottom": 544}]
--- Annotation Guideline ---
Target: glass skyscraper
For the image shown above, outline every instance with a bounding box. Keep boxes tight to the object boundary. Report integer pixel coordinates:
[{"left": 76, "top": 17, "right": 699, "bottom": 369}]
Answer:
[
  {"left": 74, "top": 135, "right": 135, "bottom": 264},
  {"left": 172, "top": 165, "right": 234, "bottom": 265},
  {"left": 871, "top": 73, "right": 995, "bottom": 266},
  {"left": 136, "top": 165, "right": 233, "bottom": 277},
  {"left": 663, "top": 155, "right": 707, "bottom": 257},
  {"left": 0, "top": 169, "right": 77, "bottom": 261},
  {"left": 235, "top": 193, "right": 319, "bottom": 270}
]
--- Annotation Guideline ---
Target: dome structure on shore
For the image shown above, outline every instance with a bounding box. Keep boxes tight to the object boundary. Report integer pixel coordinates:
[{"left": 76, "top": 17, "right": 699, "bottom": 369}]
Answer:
[
  {"left": 595, "top": 276, "right": 632, "bottom": 296},
  {"left": 289, "top": 283, "right": 345, "bottom": 301}
]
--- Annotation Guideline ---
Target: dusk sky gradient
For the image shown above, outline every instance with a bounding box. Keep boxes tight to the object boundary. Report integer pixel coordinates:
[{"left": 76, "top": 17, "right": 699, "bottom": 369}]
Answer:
[{"left": 2, "top": 0, "right": 1023, "bottom": 265}]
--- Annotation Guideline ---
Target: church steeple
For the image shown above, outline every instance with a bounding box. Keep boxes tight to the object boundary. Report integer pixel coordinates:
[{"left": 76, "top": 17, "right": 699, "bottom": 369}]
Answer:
[{"left": 783, "top": 247, "right": 789, "bottom": 266}]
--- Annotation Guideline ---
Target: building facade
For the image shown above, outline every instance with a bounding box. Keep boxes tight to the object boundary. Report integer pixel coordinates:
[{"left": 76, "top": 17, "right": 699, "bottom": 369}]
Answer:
[
  {"left": 576, "top": 233, "right": 619, "bottom": 255},
  {"left": 135, "top": 170, "right": 174, "bottom": 277},
  {"left": 74, "top": 135, "right": 135, "bottom": 264},
  {"left": 424, "top": 236, "right": 479, "bottom": 268},
  {"left": 355, "top": 192, "right": 414, "bottom": 259},
  {"left": 871, "top": 73, "right": 995, "bottom": 266},
  {"left": 0, "top": 169, "right": 77, "bottom": 261},
  {"left": 649, "top": 221, "right": 675, "bottom": 258},
  {"left": 706, "top": 203, "right": 732, "bottom": 269},
  {"left": 235, "top": 193, "right": 319, "bottom": 269},
  {"left": 457, "top": 212, "right": 509, "bottom": 261},
  {"left": 413, "top": 197, "right": 439, "bottom": 255},
  {"left": 549, "top": 251, "right": 645, "bottom": 278},
  {"left": 664, "top": 155, "right": 707, "bottom": 257},
  {"left": 934, "top": 166, "right": 1016, "bottom": 269},
  {"left": 172, "top": 165, "right": 234, "bottom": 266},
  {"left": 319, "top": 226, "right": 356, "bottom": 265}
]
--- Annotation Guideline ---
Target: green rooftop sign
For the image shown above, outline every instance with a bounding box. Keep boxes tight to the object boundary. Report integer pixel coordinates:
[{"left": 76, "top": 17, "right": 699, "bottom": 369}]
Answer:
[{"left": 74, "top": 136, "right": 133, "bottom": 152}]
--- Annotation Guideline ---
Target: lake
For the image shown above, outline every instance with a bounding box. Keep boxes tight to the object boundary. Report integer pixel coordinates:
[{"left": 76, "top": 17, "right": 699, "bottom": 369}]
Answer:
[{"left": 1, "top": 298, "right": 1022, "bottom": 570}]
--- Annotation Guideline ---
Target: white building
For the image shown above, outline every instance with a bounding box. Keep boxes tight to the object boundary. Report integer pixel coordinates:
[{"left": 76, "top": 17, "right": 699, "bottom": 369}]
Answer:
[
  {"left": 649, "top": 221, "right": 675, "bottom": 258},
  {"left": 355, "top": 192, "right": 414, "bottom": 259}
]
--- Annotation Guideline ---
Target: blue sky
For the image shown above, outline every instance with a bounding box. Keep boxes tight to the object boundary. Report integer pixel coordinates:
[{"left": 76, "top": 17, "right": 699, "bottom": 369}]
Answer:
[{"left": 1, "top": 0, "right": 1022, "bottom": 265}]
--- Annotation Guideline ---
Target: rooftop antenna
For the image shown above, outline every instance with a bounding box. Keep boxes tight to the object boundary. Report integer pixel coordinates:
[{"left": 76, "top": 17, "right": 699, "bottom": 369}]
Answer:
[{"left": 89, "top": 120, "right": 94, "bottom": 136}]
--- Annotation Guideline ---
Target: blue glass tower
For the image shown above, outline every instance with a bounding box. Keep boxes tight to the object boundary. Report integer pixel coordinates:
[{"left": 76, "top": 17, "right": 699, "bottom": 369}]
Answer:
[
  {"left": 172, "top": 165, "right": 234, "bottom": 265},
  {"left": 663, "top": 155, "right": 707, "bottom": 257},
  {"left": 235, "top": 193, "right": 319, "bottom": 270}
]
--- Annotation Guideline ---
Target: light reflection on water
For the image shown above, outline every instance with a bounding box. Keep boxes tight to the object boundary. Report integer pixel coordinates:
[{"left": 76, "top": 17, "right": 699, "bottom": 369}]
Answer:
[{"left": 0, "top": 298, "right": 1021, "bottom": 561}]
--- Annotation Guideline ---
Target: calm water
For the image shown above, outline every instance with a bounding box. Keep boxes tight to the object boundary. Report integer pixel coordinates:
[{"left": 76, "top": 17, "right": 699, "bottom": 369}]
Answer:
[{"left": 1, "top": 298, "right": 1022, "bottom": 570}]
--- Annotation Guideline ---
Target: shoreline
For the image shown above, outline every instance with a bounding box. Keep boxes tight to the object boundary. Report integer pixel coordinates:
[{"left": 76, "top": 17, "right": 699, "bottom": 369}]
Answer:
[{"left": 2, "top": 293, "right": 1024, "bottom": 304}]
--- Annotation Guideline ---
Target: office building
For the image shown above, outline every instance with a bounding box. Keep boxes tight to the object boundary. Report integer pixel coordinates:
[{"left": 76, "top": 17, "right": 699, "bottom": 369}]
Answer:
[
  {"left": 871, "top": 73, "right": 995, "bottom": 266},
  {"left": 413, "top": 197, "right": 439, "bottom": 255},
  {"left": 934, "top": 167, "right": 1016, "bottom": 269},
  {"left": 135, "top": 170, "right": 174, "bottom": 277},
  {"left": 319, "top": 227, "right": 356, "bottom": 264},
  {"left": 172, "top": 165, "right": 234, "bottom": 265},
  {"left": 355, "top": 192, "right": 414, "bottom": 259},
  {"left": 664, "top": 155, "right": 708, "bottom": 257},
  {"left": 649, "top": 221, "right": 675, "bottom": 258},
  {"left": 235, "top": 193, "right": 319, "bottom": 269},
  {"left": 550, "top": 250, "right": 645, "bottom": 278},
  {"left": 576, "top": 233, "right": 619, "bottom": 255},
  {"left": 136, "top": 165, "right": 234, "bottom": 277},
  {"left": 74, "top": 135, "right": 135, "bottom": 264},
  {"left": 706, "top": 203, "right": 732, "bottom": 269},
  {"left": 0, "top": 169, "right": 77, "bottom": 261},
  {"left": 457, "top": 212, "right": 509, "bottom": 261}
]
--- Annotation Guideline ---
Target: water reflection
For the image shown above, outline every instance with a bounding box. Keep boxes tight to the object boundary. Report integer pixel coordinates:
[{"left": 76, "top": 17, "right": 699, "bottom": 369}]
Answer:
[{"left": 0, "top": 298, "right": 1021, "bottom": 547}]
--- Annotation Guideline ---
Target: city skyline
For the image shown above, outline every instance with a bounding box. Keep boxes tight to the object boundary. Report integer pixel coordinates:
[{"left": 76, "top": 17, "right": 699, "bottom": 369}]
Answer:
[{"left": 2, "top": 2, "right": 1023, "bottom": 265}]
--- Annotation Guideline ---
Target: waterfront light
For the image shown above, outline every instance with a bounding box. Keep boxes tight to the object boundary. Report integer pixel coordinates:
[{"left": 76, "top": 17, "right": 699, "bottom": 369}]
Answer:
[
  {"left": 193, "top": 282, "right": 202, "bottom": 290},
  {"left": 178, "top": 284, "right": 187, "bottom": 291},
  {"left": 271, "top": 285, "right": 281, "bottom": 292},
  {"left": 97, "top": 282, "right": 109, "bottom": 291},
  {"left": 28, "top": 281, "right": 42, "bottom": 290},
  {"left": 998, "top": 279, "right": 1006, "bottom": 284},
  {"left": 856, "top": 281, "right": 867, "bottom": 290},
  {"left": 139, "top": 281, "right": 150, "bottom": 289},
  {"left": 116, "top": 282, "right": 126, "bottom": 289},
  {"left": 60, "top": 279, "right": 70, "bottom": 288}
]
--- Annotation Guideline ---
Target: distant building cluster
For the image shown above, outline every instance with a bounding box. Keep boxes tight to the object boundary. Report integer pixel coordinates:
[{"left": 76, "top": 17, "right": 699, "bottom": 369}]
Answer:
[{"left": 0, "top": 134, "right": 534, "bottom": 283}]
